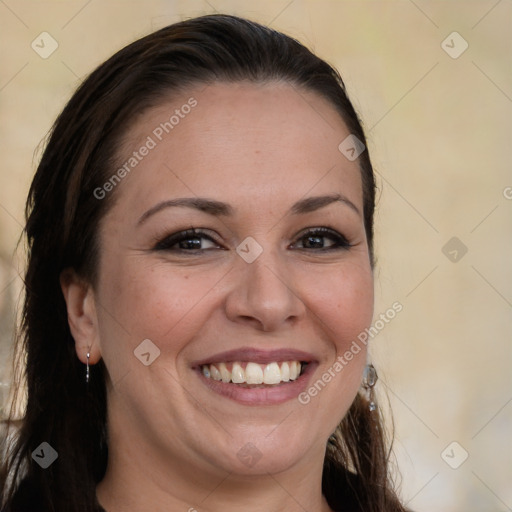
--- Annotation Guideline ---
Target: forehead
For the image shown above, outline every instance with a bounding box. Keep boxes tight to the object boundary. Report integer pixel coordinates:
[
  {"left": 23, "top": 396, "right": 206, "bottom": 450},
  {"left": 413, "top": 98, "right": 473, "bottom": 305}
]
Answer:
[{"left": 111, "top": 82, "right": 363, "bottom": 211}]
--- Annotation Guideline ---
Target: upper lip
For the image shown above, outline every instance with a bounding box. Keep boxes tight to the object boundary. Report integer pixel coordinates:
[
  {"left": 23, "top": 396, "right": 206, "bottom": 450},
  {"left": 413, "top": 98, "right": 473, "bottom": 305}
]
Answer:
[{"left": 191, "top": 347, "right": 317, "bottom": 368}]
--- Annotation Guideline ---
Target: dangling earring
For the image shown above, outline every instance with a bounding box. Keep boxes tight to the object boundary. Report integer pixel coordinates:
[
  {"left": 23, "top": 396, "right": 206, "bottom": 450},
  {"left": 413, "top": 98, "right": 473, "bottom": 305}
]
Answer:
[
  {"left": 86, "top": 351, "right": 90, "bottom": 384},
  {"left": 363, "top": 363, "right": 378, "bottom": 411}
]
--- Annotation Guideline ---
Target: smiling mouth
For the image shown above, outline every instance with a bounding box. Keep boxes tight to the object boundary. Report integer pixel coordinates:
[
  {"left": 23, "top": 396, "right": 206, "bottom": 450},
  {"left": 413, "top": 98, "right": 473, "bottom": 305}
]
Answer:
[{"left": 200, "top": 361, "right": 308, "bottom": 387}]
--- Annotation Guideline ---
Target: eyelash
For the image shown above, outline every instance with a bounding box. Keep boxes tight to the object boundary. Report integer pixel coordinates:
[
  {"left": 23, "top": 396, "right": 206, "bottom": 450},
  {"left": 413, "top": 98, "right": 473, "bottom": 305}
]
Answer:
[
  {"left": 291, "top": 227, "right": 352, "bottom": 251},
  {"left": 153, "top": 227, "right": 352, "bottom": 253}
]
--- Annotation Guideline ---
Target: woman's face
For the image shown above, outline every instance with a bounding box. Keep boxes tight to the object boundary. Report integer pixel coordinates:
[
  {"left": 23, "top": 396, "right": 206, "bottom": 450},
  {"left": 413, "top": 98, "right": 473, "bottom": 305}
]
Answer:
[{"left": 89, "top": 82, "right": 373, "bottom": 477}]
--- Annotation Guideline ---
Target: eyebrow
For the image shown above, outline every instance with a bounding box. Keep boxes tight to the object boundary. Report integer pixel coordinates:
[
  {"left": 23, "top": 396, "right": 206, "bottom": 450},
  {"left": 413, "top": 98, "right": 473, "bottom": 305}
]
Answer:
[
  {"left": 137, "top": 193, "right": 360, "bottom": 225},
  {"left": 290, "top": 194, "right": 360, "bottom": 216}
]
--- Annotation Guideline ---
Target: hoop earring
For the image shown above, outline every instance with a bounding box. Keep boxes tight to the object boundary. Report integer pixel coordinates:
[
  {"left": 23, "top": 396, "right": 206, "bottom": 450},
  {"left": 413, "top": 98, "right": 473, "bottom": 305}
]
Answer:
[
  {"left": 86, "top": 351, "right": 90, "bottom": 384},
  {"left": 363, "top": 363, "right": 378, "bottom": 411}
]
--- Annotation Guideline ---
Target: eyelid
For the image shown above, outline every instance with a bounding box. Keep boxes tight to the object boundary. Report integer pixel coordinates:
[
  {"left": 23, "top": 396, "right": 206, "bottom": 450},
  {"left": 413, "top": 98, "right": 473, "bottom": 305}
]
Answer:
[
  {"left": 152, "top": 226, "right": 351, "bottom": 252},
  {"left": 294, "top": 226, "right": 347, "bottom": 239},
  {"left": 153, "top": 228, "right": 224, "bottom": 251},
  {"left": 294, "top": 226, "right": 341, "bottom": 237},
  {"left": 290, "top": 226, "right": 352, "bottom": 250}
]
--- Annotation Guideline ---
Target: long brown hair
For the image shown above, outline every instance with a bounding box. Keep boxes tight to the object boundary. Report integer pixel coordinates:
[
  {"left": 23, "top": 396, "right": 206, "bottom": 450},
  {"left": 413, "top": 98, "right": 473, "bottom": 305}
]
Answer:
[{"left": 1, "top": 14, "right": 404, "bottom": 512}]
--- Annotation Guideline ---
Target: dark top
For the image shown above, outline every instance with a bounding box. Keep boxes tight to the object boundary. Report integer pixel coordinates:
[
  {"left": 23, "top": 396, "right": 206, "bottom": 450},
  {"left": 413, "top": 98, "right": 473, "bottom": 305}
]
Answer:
[{"left": 6, "top": 476, "right": 366, "bottom": 512}]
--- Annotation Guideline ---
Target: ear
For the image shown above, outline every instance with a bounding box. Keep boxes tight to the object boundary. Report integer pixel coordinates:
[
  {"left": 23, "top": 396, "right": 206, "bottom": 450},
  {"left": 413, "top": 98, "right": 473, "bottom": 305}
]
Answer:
[{"left": 60, "top": 268, "right": 102, "bottom": 365}]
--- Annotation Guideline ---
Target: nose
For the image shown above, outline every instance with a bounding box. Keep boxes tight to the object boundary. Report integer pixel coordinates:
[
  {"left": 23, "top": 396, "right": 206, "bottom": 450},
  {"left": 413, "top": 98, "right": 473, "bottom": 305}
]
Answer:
[{"left": 224, "top": 249, "right": 306, "bottom": 332}]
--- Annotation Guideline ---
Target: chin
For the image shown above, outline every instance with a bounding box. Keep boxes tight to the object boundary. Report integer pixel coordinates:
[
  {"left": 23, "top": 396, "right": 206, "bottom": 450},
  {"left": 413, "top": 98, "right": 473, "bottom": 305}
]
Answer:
[{"left": 206, "top": 427, "right": 323, "bottom": 476}]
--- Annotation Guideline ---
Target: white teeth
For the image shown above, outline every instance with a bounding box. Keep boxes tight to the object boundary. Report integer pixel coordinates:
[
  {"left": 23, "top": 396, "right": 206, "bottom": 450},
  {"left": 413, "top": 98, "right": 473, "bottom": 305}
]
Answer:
[
  {"left": 280, "top": 362, "right": 290, "bottom": 382},
  {"left": 263, "top": 362, "right": 281, "bottom": 384},
  {"left": 210, "top": 365, "right": 222, "bottom": 381},
  {"left": 245, "top": 362, "right": 264, "bottom": 384},
  {"left": 289, "top": 361, "right": 300, "bottom": 380},
  {"left": 231, "top": 362, "right": 245, "bottom": 383},
  {"left": 218, "top": 362, "right": 231, "bottom": 383},
  {"left": 201, "top": 360, "right": 305, "bottom": 385},
  {"left": 289, "top": 362, "right": 297, "bottom": 380}
]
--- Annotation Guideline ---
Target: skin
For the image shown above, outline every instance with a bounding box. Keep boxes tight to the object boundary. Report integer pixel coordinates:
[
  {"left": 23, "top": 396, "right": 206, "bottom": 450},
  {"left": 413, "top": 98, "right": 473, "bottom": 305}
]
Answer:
[{"left": 61, "top": 82, "right": 374, "bottom": 512}]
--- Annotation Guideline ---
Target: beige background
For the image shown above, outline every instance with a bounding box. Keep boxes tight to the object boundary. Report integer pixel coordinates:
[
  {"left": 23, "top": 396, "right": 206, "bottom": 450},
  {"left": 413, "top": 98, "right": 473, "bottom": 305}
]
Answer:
[{"left": 1, "top": 1, "right": 511, "bottom": 510}]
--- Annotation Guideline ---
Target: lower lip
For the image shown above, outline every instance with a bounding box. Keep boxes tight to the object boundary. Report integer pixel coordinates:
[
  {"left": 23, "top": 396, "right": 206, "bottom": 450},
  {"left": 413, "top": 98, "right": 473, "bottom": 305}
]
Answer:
[{"left": 195, "top": 363, "right": 317, "bottom": 405}]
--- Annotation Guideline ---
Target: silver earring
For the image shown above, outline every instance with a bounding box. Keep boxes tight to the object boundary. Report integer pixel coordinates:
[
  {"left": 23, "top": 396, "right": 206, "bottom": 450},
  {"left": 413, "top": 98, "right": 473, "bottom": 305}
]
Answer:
[
  {"left": 363, "top": 363, "right": 378, "bottom": 411},
  {"left": 86, "top": 352, "right": 90, "bottom": 383}
]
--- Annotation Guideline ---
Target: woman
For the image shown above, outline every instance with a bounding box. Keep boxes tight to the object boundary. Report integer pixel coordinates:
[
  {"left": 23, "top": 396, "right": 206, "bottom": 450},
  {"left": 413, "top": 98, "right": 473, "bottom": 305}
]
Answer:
[{"left": 0, "top": 14, "right": 405, "bottom": 512}]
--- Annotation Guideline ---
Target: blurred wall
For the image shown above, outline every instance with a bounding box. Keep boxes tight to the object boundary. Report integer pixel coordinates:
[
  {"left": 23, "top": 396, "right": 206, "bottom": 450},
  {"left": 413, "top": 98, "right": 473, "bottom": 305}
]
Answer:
[{"left": 1, "top": 1, "right": 511, "bottom": 510}]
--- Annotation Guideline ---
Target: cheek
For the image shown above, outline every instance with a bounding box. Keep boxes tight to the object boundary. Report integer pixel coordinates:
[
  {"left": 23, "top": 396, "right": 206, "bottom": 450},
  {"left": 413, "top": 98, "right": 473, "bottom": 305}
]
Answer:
[
  {"left": 95, "top": 258, "right": 222, "bottom": 369},
  {"left": 296, "top": 261, "right": 373, "bottom": 423},
  {"left": 306, "top": 261, "right": 374, "bottom": 350}
]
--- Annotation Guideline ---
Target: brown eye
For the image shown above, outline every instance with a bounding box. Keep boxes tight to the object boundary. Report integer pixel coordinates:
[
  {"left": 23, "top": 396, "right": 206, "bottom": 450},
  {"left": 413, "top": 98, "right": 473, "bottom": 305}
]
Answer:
[
  {"left": 292, "top": 228, "right": 351, "bottom": 251},
  {"left": 154, "top": 229, "right": 222, "bottom": 252}
]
